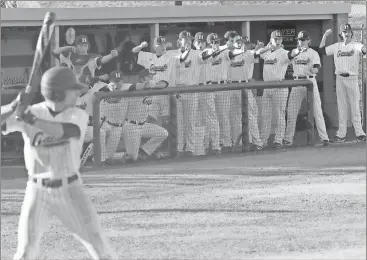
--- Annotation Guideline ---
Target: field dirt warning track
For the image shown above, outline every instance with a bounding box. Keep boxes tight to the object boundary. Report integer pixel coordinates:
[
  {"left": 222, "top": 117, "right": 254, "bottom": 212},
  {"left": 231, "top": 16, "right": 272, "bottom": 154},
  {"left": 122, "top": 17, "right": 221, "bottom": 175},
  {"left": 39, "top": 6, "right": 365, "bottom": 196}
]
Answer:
[{"left": 1, "top": 143, "right": 366, "bottom": 259}]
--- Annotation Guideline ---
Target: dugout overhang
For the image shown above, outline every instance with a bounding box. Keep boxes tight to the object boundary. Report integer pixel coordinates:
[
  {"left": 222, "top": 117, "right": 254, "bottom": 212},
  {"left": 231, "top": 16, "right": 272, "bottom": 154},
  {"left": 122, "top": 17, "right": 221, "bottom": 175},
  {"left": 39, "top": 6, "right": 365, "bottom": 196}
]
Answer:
[{"left": 1, "top": 3, "right": 351, "bottom": 26}]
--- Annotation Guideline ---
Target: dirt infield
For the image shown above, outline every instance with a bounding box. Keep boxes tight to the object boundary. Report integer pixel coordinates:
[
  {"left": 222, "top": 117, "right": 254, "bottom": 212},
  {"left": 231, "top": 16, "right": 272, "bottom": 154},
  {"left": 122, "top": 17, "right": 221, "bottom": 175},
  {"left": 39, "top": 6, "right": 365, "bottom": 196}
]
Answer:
[{"left": 1, "top": 143, "right": 366, "bottom": 260}]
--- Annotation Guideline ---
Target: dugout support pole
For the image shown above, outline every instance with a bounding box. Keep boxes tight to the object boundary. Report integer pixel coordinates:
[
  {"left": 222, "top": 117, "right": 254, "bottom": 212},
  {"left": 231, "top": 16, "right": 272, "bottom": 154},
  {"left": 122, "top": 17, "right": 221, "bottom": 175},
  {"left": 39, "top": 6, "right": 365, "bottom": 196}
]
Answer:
[
  {"left": 241, "top": 90, "right": 250, "bottom": 152},
  {"left": 93, "top": 96, "right": 102, "bottom": 167},
  {"left": 306, "top": 85, "right": 315, "bottom": 145}
]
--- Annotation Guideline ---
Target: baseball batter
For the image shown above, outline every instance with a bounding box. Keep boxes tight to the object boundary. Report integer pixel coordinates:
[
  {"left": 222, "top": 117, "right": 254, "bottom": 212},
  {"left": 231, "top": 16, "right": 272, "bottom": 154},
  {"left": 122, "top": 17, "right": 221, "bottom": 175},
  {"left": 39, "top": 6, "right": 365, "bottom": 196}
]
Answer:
[
  {"left": 1, "top": 67, "right": 117, "bottom": 260},
  {"left": 284, "top": 30, "right": 330, "bottom": 146},
  {"left": 206, "top": 32, "right": 233, "bottom": 150},
  {"left": 120, "top": 69, "right": 169, "bottom": 161},
  {"left": 194, "top": 32, "right": 221, "bottom": 155},
  {"left": 53, "top": 34, "right": 118, "bottom": 84},
  {"left": 229, "top": 34, "right": 263, "bottom": 150},
  {"left": 320, "top": 23, "right": 366, "bottom": 142},
  {"left": 256, "top": 30, "right": 305, "bottom": 148}
]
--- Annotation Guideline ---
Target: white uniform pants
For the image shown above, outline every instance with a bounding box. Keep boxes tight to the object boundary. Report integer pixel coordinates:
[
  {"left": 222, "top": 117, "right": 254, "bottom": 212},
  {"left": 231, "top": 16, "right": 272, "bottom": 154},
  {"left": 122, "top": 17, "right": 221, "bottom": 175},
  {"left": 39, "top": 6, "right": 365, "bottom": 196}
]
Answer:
[
  {"left": 198, "top": 91, "right": 220, "bottom": 150},
  {"left": 13, "top": 179, "right": 117, "bottom": 260},
  {"left": 284, "top": 78, "right": 329, "bottom": 143},
  {"left": 260, "top": 88, "right": 289, "bottom": 145},
  {"left": 215, "top": 90, "right": 232, "bottom": 147},
  {"left": 122, "top": 121, "right": 168, "bottom": 161},
  {"left": 99, "top": 122, "right": 123, "bottom": 161},
  {"left": 84, "top": 126, "right": 108, "bottom": 161},
  {"left": 335, "top": 75, "right": 365, "bottom": 138},
  {"left": 176, "top": 93, "right": 199, "bottom": 153}
]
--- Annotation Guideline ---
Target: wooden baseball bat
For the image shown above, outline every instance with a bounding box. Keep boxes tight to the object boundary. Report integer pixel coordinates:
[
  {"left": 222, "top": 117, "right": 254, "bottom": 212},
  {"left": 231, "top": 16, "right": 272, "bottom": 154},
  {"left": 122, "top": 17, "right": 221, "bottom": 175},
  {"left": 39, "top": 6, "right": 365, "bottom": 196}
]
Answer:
[{"left": 15, "top": 12, "right": 56, "bottom": 119}]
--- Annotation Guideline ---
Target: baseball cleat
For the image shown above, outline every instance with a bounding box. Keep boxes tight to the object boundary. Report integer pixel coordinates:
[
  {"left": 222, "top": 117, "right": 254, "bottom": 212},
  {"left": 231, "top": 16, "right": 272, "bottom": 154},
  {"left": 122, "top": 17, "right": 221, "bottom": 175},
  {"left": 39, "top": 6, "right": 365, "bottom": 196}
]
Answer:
[
  {"left": 212, "top": 149, "right": 222, "bottom": 155},
  {"left": 322, "top": 140, "right": 330, "bottom": 146},
  {"left": 221, "top": 146, "right": 232, "bottom": 153},
  {"left": 331, "top": 136, "right": 346, "bottom": 143},
  {"left": 273, "top": 142, "right": 283, "bottom": 149},
  {"left": 283, "top": 140, "right": 292, "bottom": 147},
  {"left": 356, "top": 135, "right": 366, "bottom": 142}
]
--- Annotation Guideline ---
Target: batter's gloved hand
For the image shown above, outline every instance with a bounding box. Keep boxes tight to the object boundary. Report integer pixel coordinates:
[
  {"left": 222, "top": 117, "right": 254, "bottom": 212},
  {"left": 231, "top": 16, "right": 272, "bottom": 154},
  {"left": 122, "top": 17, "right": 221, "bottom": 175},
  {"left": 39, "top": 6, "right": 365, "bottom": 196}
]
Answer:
[
  {"left": 13, "top": 90, "right": 32, "bottom": 120},
  {"left": 17, "top": 109, "right": 37, "bottom": 125},
  {"left": 140, "top": 41, "right": 149, "bottom": 48}
]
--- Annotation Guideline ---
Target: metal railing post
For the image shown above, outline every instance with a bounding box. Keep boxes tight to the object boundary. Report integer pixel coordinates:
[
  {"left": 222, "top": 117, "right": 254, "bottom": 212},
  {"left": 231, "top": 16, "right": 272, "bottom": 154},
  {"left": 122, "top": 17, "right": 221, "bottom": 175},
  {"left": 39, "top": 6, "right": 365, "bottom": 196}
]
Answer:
[
  {"left": 241, "top": 89, "right": 250, "bottom": 152},
  {"left": 168, "top": 94, "right": 177, "bottom": 157},
  {"left": 92, "top": 94, "right": 101, "bottom": 167},
  {"left": 306, "top": 83, "right": 315, "bottom": 145}
]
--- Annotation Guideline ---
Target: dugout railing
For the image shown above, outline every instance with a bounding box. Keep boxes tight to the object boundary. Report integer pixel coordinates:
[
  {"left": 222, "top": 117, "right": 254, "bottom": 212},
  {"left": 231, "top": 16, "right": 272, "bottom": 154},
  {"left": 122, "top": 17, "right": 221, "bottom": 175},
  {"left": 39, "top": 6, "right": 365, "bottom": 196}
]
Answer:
[{"left": 92, "top": 80, "right": 314, "bottom": 167}]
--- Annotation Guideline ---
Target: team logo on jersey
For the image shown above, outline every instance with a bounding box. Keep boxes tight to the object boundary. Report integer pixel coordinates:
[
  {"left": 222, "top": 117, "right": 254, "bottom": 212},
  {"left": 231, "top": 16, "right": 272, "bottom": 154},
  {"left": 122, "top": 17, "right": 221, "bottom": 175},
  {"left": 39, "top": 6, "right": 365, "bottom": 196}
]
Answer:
[
  {"left": 143, "top": 97, "right": 152, "bottom": 105},
  {"left": 231, "top": 60, "right": 245, "bottom": 67},
  {"left": 294, "top": 57, "right": 311, "bottom": 65},
  {"left": 264, "top": 58, "right": 278, "bottom": 65},
  {"left": 337, "top": 50, "right": 355, "bottom": 57},
  {"left": 32, "top": 132, "right": 69, "bottom": 147},
  {"left": 184, "top": 60, "right": 192, "bottom": 68},
  {"left": 212, "top": 58, "right": 222, "bottom": 66},
  {"left": 150, "top": 64, "right": 168, "bottom": 72},
  {"left": 76, "top": 102, "right": 87, "bottom": 110}
]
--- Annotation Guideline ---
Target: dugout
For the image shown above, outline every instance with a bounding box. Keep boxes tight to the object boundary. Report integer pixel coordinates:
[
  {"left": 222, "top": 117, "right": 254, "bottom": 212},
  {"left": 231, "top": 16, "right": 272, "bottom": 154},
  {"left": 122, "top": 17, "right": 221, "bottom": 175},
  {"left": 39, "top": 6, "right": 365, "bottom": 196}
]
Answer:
[{"left": 1, "top": 3, "right": 358, "bottom": 159}]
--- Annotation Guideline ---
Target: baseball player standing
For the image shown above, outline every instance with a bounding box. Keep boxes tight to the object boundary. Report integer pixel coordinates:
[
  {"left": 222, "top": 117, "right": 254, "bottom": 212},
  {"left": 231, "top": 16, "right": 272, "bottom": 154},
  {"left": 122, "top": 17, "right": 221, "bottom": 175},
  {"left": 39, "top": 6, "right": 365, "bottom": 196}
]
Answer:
[
  {"left": 194, "top": 32, "right": 221, "bottom": 155},
  {"left": 256, "top": 30, "right": 305, "bottom": 148},
  {"left": 120, "top": 69, "right": 169, "bottom": 161},
  {"left": 53, "top": 34, "right": 118, "bottom": 83},
  {"left": 229, "top": 34, "right": 263, "bottom": 150},
  {"left": 319, "top": 23, "right": 366, "bottom": 142},
  {"left": 132, "top": 36, "right": 177, "bottom": 124},
  {"left": 206, "top": 32, "right": 233, "bottom": 151},
  {"left": 284, "top": 30, "right": 330, "bottom": 146},
  {"left": 1, "top": 67, "right": 117, "bottom": 260}
]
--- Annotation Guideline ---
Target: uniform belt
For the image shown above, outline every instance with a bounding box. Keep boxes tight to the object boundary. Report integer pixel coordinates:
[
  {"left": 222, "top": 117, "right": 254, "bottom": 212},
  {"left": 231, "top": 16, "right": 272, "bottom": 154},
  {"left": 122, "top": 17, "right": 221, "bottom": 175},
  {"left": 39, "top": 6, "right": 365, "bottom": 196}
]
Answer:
[
  {"left": 212, "top": 81, "right": 225, "bottom": 84},
  {"left": 338, "top": 73, "right": 350, "bottom": 77},
  {"left": 232, "top": 80, "right": 249, "bottom": 83},
  {"left": 107, "top": 121, "right": 124, "bottom": 127},
  {"left": 125, "top": 119, "right": 145, "bottom": 126},
  {"left": 293, "top": 76, "right": 314, "bottom": 79},
  {"left": 32, "top": 174, "right": 78, "bottom": 188}
]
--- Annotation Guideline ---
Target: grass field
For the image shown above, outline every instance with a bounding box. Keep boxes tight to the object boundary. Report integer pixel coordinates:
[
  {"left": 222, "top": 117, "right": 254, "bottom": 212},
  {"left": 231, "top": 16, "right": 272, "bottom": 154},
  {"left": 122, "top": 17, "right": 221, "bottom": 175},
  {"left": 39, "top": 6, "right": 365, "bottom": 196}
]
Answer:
[{"left": 1, "top": 143, "right": 366, "bottom": 260}]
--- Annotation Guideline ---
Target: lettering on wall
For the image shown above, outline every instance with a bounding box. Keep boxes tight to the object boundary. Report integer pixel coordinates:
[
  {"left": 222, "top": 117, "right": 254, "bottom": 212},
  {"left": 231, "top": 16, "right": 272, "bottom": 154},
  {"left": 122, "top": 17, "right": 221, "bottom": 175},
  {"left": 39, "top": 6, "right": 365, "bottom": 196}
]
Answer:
[
  {"left": 1, "top": 69, "right": 29, "bottom": 89},
  {"left": 267, "top": 27, "right": 297, "bottom": 44}
]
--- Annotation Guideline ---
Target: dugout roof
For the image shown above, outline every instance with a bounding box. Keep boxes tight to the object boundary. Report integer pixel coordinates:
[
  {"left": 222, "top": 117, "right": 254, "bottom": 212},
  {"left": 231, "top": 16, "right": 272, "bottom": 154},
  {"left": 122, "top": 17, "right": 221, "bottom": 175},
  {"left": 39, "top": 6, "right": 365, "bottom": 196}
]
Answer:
[{"left": 1, "top": 3, "right": 351, "bottom": 27}]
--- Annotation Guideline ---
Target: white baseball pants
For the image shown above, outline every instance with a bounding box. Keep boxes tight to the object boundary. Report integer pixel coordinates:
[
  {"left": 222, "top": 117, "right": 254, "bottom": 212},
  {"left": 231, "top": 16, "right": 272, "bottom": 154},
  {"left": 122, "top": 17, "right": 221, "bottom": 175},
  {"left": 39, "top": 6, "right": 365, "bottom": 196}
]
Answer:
[
  {"left": 84, "top": 126, "right": 108, "bottom": 161},
  {"left": 284, "top": 78, "right": 329, "bottom": 143},
  {"left": 122, "top": 121, "right": 168, "bottom": 161},
  {"left": 260, "top": 88, "right": 289, "bottom": 145},
  {"left": 335, "top": 75, "right": 365, "bottom": 138},
  {"left": 176, "top": 93, "right": 199, "bottom": 153},
  {"left": 100, "top": 123, "right": 123, "bottom": 161},
  {"left": 215, "top": 90, "right": 232, "bottom": 147},
  {"left": 198, "top": 91, "right": 220, "bottom": 150},
  {"left": 13, "top": 179, "right": 118, "bottom": 260}
]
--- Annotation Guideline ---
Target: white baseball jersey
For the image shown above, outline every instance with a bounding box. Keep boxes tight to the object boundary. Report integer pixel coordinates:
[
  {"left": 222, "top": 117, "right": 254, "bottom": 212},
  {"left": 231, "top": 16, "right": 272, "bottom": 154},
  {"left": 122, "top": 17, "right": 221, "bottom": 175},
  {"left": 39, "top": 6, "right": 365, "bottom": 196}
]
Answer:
[
  {"left": 2, "top": 103, "right": 88, "bottom": 178},
  {"left": 198, "top": 50, "right": 213, "bottom": 84},
  {"left": 292, "top": 48, "right": 321, "bottom": 76},
  {"left": 229, "top": 50, "right": 257, "bottom": 81},
  {"left": 209, "top": 49, "right": 231, "bottom": 82},
  {"left": 325, "top": 42, "right": 364, "bottom": 75},
  {"left": 100, "top": 99, "right": 127, "bottom": 124},
  {"left": 260, "top": 48, "right": 291, "bottom": 81},
  {"left": 174, "top": 49, "right": 203, "bottom": 85},
  {"left": 137, "top": 51, "right": 179, "bottom": 86}
]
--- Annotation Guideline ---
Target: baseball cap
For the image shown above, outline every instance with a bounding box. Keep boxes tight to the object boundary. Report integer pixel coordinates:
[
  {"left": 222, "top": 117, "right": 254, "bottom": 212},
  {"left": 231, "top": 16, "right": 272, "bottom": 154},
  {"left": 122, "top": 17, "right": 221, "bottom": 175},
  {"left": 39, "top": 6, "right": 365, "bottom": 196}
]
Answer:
[
  {"left": 154, "top": 36, "right": 166, "bottom": 46},
  {"left": 270, "top": 30, "right": 283, "bottom": 39},
  {"left": 179, "top": 31, "right": 194, "bottom": 40},
  {"left": 296, "top": 31, "right": 310, "bottom": 40},
  {"left": 41, "top": 67, "right": 88, "bottom": 94},
  {"left": 207, "top": 33, "right": 222, "bottom": 44},
  {"left": 109, "top": 70, "right": 123, "bottom": 82},
  {"left": 75, "top": 34, "right": 89, "bottom": 45},
  {"left": 194, "top": 32, "right": 206, "bottom": 42},
  {"left": 138, "top": 69, "right": 156, "bottom": 79},
  {"left": 340, "top": 23, "right": 352, "bottom": 32},
  {"left": 224, "top": 30, "right": 238, "bottom": 40}
]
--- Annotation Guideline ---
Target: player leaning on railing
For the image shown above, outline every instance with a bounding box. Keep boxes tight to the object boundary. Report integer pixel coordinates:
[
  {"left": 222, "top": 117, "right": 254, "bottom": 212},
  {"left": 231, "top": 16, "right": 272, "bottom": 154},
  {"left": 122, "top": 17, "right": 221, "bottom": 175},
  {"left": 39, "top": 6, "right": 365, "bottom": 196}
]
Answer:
[
  {"left": 319, "top": 23, "right": 366, "bottom": 143},
  {"left": 255, "top": 30, "right": 306, "bottom": 149}
]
